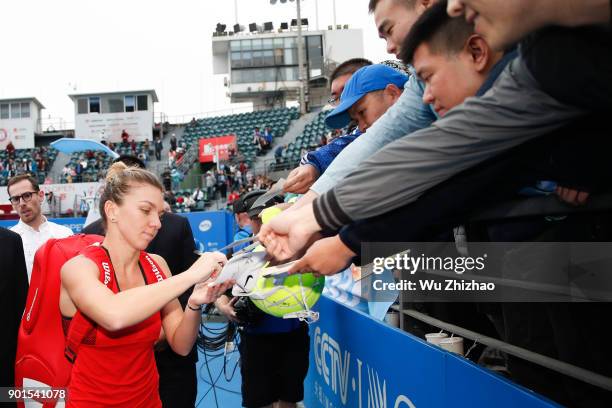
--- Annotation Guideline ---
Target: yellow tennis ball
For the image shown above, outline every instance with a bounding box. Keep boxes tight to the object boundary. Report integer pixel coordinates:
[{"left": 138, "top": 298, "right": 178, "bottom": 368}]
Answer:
[
  {"left": 251, "top": 270, "right": 325, "bottom": 318},
  {"left": 249, "top": 203, "right": 325, "bottom": 317},
  {"left": 260, "top": 206, "right": 283, "bottom": 224}
]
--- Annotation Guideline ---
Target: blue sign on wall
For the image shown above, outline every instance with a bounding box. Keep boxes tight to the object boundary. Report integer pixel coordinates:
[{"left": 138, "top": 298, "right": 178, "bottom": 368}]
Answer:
[
  {"left": 304, "top": 296, "right": 559, "bottom": 408},
  {"left": 180, "top": 211, "right": 235, "bottom": 253}
]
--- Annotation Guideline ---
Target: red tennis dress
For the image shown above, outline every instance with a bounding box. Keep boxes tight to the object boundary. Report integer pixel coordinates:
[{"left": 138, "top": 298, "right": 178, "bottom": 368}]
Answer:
[{"left": 66, "top": 245, "right": 166, "bottom": 407}]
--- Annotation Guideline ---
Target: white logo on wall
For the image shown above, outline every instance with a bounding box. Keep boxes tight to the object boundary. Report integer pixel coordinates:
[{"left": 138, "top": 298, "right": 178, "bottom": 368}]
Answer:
[
  {"left": 199, "top": 220, "right": 212, "bottom": 232},
  {"left": 314, "top": 327, "right": 416, "bottom": 408}
]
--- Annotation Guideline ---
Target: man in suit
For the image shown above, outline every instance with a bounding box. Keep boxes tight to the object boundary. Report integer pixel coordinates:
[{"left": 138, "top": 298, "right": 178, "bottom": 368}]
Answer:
[
  {"left": 0, "top": 227, "right": 29, "bottom": 407},
  {"left": 82, "top": 156, "right": 200, "bottom": 408}
]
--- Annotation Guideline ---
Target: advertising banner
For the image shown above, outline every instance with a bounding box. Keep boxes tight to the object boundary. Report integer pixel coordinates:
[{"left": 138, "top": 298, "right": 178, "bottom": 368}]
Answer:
[
  {"left": 199, "top": 135, "right": 237, "bottom": 163},
  {"left": 1, "top": 182, "right": 102, "bottom": 215},
  {"left": 75, "top": 111, "right": 153, "bottom": 143},
  {"left": 0, "top": 119, "right": 35, "bottom": 149},
  {"left": 182, "top": 211, "right": 235, "bottom": 253}
]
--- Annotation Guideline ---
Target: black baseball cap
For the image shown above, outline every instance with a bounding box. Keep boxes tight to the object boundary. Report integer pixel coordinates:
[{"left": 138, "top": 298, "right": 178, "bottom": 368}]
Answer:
[
  {"left": 246, "top": 192, "right": 284, "bottom": 218},
  {"left": 233, "top": 190, "right": 265, "bottom": 214}
]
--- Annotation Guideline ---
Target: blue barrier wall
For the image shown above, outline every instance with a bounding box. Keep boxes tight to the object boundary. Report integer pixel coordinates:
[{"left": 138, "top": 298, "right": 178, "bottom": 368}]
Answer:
[{"left": 305, "top": 295, "right": 560, "bottom": 408}]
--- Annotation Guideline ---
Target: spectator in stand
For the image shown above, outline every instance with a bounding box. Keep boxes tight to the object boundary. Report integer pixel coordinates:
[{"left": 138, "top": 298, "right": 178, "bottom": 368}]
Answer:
[
  {"left": 130, "top": 139, "right": 137, "bottom": 154},
  {"left": 6, "top": 140, "right": 15, "bottom": 158},
  {"left": 184, "top": 194, "right": 196, "bottom": 210},
  {"left": 161, "top": 168, "right": 172, "bottom": 192},
  {"left": 275, "top": 145, "right": 286, "bottom": 165},
  {"left": 176, "top": 148, "right": 184, "bottom": 163},
  {"left": 138, "top": 151, "right": 147, "bottom": 165},
  {"left": 6, "top": 159, "right": 15, "bottom": 178},
  {"left": 228, "top": 164, "right": 236, "bottom": 188},
  {"left": 239, "top": 161, "right": 247, "bottom": 175},
  {"left": 170, "top": 167, "right": 182, "bottom": 191},
  {"left": 75, "top": 160, "right": 83, "bottom": 183},
  {"left": 234, "top": 169, "right": 243, "bottom": 190},
  {"left": 192, "top": 186, "right": 205, "bottom": 202},
  {"left": 264, "top": 126, "right": 274, "bottom": 146},
  {"left": 205, "top": 171, "right": 216, "bottom": 199},
  {"left": 164, "top": 189, "right": 175, "bottom": 207},
  {"left": 170, "top": 134, "right": 178, "bottom": 152},
  {"left": 154, "top": 136, "right": 163, "bottom": 160},
  {"left": 144, "top": 138, "right": 151, "bottom": 157},
  {"left": 217, "top": 170, "right": 227, "bottom": 199},
  {"left": 8, "top": 174, "right": 73, "bottom": 281},
  {"left": 168, "top": 149, "right": 176, "bottom": 167},
  {"left": 121, "top": 129, "right": 129, "bottom": 146},
  {"left": 227, "top": 190, "right": 240, "bottom": 206},
  {"left": 30, "top": 159, "right": 37, "bottom": 175},
  {"left": 253, "top": 127, "right": 264, "bottom": 151}
]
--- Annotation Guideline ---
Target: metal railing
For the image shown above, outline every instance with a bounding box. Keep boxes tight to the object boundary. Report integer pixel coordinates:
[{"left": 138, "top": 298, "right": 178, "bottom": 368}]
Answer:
[
  {"left": 392, "top": 306, "right": 612, "bottom": 392},
  {"left": 380, "top": 193, "right": 612, "bottom": 393},
  {"left": 38, "top": 117, "right": 75, "bottom": 133}
]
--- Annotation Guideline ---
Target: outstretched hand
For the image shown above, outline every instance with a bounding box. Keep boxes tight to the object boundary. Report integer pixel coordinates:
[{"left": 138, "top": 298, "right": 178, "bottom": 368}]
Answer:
[
  {"left": 258, "top": 203, "right": 321, "bottom": 261},
  {"left": 556, "top": 186, "right": 589, "bottom": 206},
  {"left": 284, "top": 165, "right": 319, "bottom": 194},
  {"left": 288, "top": 235, "right": 356, "bottom": 277}
]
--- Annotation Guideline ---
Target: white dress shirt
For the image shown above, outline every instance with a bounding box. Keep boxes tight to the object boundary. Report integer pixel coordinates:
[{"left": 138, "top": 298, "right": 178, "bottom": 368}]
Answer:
[{"left": 10, "top": 216, "right": 74, "bottom": 281}]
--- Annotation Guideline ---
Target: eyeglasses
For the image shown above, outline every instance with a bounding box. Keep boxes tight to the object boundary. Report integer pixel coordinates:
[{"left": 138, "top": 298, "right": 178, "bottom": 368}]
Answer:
[
  {"left": 327, "top": 96, "right": 340, "bottom": 106},
  {"left": 9, "top": 191, "right": 38, "bottom": 205}
]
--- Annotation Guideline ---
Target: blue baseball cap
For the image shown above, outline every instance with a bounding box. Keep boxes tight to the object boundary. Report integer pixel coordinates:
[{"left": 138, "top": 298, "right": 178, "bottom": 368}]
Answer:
[{"left": 325, "top": 64, "right": 409, "bottom": 129}]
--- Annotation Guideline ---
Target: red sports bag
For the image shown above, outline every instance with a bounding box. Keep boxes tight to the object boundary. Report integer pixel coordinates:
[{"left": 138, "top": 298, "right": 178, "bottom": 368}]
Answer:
[{"left": 14, "top": 234, "right": 103, "bottom": 408}]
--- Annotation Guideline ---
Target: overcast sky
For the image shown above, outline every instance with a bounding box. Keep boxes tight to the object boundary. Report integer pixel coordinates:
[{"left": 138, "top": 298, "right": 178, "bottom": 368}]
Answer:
[{"left": 0, "top": 0, "right": 392, "bottom": 127}]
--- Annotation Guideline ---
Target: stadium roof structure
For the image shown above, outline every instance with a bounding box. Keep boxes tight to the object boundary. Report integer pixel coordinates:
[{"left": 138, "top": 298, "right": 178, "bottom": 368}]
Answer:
[
  {"left": 0, "top": 97, "right": 45, "bottom": 110},
  {"left": 68, "top": 89, "right": 159, "bottom": 103}
]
